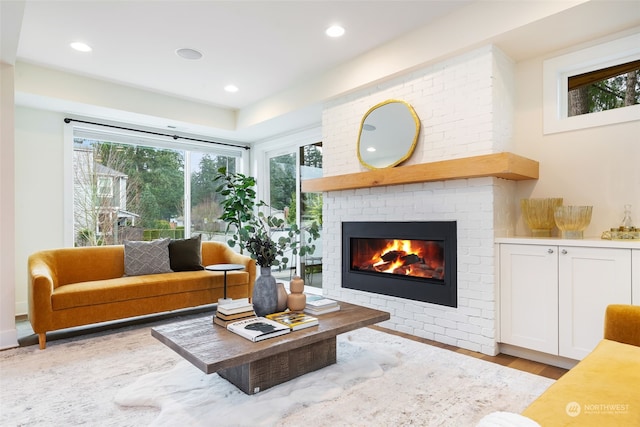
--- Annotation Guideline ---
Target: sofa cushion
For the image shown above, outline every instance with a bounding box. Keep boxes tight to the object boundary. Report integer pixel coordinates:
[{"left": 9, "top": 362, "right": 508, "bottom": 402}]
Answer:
[
  {"left": 169, "top": 235, "right": 204, "bottom": 271},
  {"left": 51, "top": 270, "right": 250, "bottom": 310},
  {"left": 124, "top": 239, "right": 172, "bottom": 276},
  {"left": 522, "top": 339, "right": 640, "bottom": 426}
]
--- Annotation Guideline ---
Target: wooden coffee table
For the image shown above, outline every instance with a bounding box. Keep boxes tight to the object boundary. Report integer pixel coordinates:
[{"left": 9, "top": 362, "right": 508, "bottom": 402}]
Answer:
[{"left": 151, "top": 302, "right": 390, "bottom": 394}]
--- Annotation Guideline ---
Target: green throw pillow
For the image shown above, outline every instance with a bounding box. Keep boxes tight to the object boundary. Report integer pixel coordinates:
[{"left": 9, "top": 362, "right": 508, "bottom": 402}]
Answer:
[{"left": 169, "top": 234, "right": 204, "bottom": 271}]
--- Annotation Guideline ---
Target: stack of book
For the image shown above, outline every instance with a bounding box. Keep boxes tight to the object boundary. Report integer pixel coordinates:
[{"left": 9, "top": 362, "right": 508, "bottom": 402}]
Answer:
[
  {"left": 304, "top": 295, "right": 340, "bottom": 315},
  {"left": 213, "top": 298, "right": 256, "bottom": 328},
  {"left": 266, "top": 311, "right": 319, "bottom": 331},
  {"left": 226, "top": 317, "right": 290, "bottom": 342}
]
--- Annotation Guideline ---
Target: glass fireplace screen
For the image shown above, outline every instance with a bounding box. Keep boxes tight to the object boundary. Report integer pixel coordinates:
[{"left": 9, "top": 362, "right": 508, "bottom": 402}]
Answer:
[{"left": 350, "top": 238, "right": 445, "bottom": 282}]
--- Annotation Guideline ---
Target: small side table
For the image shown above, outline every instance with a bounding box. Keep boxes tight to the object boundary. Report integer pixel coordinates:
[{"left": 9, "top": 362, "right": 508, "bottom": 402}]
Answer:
[{"left": 205, "top": 263, "right": 246, "bottom": 304}]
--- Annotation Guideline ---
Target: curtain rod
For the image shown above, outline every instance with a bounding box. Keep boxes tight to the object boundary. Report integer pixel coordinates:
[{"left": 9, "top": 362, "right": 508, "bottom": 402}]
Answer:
[{"left": 63, "top": 117, "right": 251, "bottom": 150}]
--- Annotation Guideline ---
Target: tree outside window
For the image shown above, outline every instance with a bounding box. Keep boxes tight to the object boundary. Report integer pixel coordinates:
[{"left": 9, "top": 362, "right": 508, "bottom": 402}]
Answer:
[
  {"left": 73, "top": 136, "right": 240, "bottom": 247},
  {"left": 568, "top": 61, "right": 640, "bottom": 117}
]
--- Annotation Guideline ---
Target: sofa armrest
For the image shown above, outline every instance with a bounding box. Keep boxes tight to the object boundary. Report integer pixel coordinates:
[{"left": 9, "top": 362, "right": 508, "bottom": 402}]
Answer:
[
  {"left": 28, "top": 253, "right": 57, "bottom": 334},
  {"left": 201, "top": 241, "right": 256, "bottom": 296},
  {"left": 604, "top": 304, "right": 640, "bottom": 347}
]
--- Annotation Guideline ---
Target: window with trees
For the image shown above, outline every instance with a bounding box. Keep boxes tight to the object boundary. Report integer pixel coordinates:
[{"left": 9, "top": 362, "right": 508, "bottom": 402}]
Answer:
[
  {"left": 72, "top": 128, "right": 242, "bottom": 247},
  {"left": 265, "top": 141, "right": 323, "bottom": 286},
  {"left": 543, "top": 32, "right": 640, "bottom": 134},
  {"left": 568, "top": 60, "right": 639, "bottom": 117}
]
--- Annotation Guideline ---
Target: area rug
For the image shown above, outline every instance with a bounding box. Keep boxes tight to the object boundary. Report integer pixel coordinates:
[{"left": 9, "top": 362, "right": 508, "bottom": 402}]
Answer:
[{"left": 0, "top": 315, "right": 554, "bottom": 426}]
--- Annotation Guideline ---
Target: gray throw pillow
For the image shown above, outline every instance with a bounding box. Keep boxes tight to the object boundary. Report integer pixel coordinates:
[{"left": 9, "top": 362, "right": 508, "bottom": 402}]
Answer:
[
  {"left": 169, "top": 234, "right": 204, "bottom": 271},
  {"left": 124, "top": 238, "right": 172, "bottom": 276}
]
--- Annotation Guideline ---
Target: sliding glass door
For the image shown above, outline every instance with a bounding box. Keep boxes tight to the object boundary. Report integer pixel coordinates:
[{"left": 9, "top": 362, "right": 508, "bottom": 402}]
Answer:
[
  {"left": 300, "top": 143, "right": 323, "bottom": 288},
  {"left": 266, "top": 143, "right": 323, "bottom": 287}
]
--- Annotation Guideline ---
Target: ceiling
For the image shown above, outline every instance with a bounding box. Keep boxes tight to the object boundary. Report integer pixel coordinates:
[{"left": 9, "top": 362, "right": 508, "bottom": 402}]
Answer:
[
  {"left": 6, "top": 1, "right": 640, "bottom": 142},
  {"left": 11, "top": 0, "right": 471, "bottom": 140}
]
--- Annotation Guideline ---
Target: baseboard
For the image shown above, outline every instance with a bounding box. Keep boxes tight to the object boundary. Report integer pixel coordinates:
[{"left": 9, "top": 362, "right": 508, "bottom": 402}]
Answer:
[
  {"left": 0, "top": 328, "right": 18, "bottom": 350},
  {"left": 499, "top": 343, "right": 579, "bottom": 370},
  {"left": 15, "top": 300, "right": 27, "bottom": 317}
]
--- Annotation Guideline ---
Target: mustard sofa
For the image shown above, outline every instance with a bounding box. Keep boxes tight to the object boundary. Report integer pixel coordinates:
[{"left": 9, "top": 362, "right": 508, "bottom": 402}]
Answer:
[
  {"left": 28, "top": 241, "right": 256, "bottom": 349},
  {"left": 522, "top": 304, "right": 640, "bottom": 426}
]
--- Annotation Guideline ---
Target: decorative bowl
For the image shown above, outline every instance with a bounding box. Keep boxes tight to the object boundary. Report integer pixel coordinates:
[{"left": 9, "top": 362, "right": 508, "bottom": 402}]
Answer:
[
  {"left": 521, "top": 198, "right": 563, "bottom": 237},
  {"left": 554, "top": 205, "right": 593, "bottom": 239}
]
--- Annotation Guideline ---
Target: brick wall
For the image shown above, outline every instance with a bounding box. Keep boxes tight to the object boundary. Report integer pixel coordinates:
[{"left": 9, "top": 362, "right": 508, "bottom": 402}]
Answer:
[{"left": 320, "top": 45, "right": 515, "bottom": 356}]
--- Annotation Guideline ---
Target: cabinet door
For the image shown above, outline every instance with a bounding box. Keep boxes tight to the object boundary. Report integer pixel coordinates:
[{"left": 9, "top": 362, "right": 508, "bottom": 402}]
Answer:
[
  {"left": 558, "top": 247, "right": 632, "bottom": 360},
  {"left": 500, "top": 244, "right": 558, "bottom": 354}
]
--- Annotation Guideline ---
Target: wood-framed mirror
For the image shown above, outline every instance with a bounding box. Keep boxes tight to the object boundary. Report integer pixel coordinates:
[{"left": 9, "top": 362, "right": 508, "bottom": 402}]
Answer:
[{"left": 357, "top": 99, "right": 421, "bottom": 170}]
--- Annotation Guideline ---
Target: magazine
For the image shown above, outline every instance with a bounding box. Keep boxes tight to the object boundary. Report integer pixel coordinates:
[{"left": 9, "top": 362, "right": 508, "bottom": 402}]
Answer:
[
  {"left": 266, "top": 311, "right": 319, "bottom": 331},
  {"left": 226, "top": 317, "right": 291, "bottom": 342}
]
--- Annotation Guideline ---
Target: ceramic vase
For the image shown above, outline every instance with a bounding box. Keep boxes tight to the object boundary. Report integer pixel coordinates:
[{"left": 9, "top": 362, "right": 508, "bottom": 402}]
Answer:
[
  {"left": 287, "top": 275, "right": 306, "bottom": 311},
  {"left": 276, "top": 282, "right": 288, "bottom": 312},
  {"left": 252, "top": 267, "right": 278, "bottom": 316}
]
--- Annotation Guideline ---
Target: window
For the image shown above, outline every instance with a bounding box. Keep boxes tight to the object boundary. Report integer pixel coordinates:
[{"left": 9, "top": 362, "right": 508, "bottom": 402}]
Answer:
[
  {"left": 190, "top": 152, "right": 237, "bottom": 241},
  {"left": 543, "top": 32, "right": 640, "bottom": 134},
  {"left": 97, "top": 177, "right": 113, "bottom": 197},
  {"left": 70, "top": 122, "right": 244, "bottom": 247},
  {"left": 265, "top": 141, "right": 323, "bottom": 287},
  {"left": 568, "top": 60, "right": 639, "bottom": 117}
]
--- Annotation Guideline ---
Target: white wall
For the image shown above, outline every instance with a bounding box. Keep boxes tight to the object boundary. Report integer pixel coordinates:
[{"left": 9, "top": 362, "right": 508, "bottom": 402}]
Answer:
[
  {"left": 0, "top": 63, "right": 18, "bottom": 348},
  {"left": 513, "top": 46, "right": 640, "bottom": 236},
  {"left": 13, "top": 107, "right": 67, "bottom": 315}
]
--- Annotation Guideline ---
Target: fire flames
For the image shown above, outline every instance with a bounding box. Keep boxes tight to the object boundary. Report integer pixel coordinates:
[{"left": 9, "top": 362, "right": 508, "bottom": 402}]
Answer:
[{"left": 352, "top": 238, "right": 444, "bottom": 279}]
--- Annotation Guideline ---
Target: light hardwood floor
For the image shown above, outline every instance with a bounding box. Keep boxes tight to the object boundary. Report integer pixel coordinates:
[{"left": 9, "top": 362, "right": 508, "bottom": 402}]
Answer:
[{"left": 369, "top": 324, "right": 568, "bottom": 380}]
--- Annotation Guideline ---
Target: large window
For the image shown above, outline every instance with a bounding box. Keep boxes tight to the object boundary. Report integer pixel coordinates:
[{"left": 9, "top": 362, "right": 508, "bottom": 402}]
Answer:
[
  {"left": 71, "top": 123, "right": 243, "bottom": 247},
  {"left": 189, "top": 152, "right": 237, "bottom": 241}
]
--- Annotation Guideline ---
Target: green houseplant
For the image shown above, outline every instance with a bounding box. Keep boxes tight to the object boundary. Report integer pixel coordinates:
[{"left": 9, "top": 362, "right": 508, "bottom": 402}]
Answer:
[{"left": 214, "top": 168, "right": 320, "bottom": 315}]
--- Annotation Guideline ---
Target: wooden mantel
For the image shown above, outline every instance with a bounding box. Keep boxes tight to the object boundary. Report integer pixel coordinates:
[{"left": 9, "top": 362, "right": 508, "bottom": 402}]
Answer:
[{"left": 302, "top": 152, "right": 539, "bottom": 193}]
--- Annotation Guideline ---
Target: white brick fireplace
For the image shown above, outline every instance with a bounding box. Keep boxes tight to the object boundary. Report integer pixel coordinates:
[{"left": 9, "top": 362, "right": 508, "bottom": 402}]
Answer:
[{"left": 317, "top": 45, "right": 518, "bottom": 356}]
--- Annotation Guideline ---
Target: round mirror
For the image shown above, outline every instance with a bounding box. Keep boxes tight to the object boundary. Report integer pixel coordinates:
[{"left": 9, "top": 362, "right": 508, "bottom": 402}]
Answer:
[{"left": 357, "top": 99, "right": 420, "bottom": 169}]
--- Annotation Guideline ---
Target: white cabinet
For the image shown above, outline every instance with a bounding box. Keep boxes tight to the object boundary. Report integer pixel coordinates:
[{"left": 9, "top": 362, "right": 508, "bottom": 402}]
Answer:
[
  {"left": 499, "top": 239, "right": 634, "bottom": 361},
  {"left": 500, "top": 244, "right": 558, "bottom": 354},
  {"left": 558, "top": 246, "right": 631, "bottom": 360}
]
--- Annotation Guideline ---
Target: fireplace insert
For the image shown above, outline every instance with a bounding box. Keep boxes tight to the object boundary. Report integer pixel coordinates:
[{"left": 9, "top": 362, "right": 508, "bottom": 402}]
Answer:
[{"left": 342, "top": 221, "right": 457, "bottom": 307}]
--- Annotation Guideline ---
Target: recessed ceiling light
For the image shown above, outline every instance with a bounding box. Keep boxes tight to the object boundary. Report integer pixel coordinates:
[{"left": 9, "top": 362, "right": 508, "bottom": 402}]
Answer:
[
  {"left": 70, "top": 42, "right": 92, "bottom": 52},
  {"left": 326, "top": 25, "right": 345, "bottom": 38},
  {"left": 176, "top": 48, "right": 203, "bottom": 60},
  {"left": 224, "top": 84, "right": 239, "bottom": 93}
]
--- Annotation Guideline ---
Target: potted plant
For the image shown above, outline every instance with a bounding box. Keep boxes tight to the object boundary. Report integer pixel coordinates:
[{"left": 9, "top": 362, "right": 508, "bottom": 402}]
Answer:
[{"left": 214, "top": 168, "right": 320, "bottom": 315}]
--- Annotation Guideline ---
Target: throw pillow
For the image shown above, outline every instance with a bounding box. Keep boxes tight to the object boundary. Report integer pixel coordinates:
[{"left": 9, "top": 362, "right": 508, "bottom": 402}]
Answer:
[
  {"left": 124, "top": 238, "right": 172, "bottom": 276},
  {"left": 168, "top": 234, "right": 204, "bottom": 271}
]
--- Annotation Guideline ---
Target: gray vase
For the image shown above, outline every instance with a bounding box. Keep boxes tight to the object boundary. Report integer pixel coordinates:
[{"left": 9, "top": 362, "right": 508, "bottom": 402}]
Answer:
[{"left": 252, "top": 267, "right": 278, "bottom": 316}]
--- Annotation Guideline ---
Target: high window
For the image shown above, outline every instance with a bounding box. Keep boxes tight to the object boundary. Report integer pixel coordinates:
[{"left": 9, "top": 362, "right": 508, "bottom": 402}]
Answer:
[
  {"left": 543, "top": 32, "right": 640, "bottom": 134},
  {"left": 568, "top": 59, "right": 639, "bottom": 117},
  {"left": 70, "top": 122, "right": 244, "bottom": 247}
]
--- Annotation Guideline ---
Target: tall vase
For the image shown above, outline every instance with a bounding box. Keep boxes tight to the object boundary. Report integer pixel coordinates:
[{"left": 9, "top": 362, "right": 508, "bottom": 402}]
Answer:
[{"left": 252, "top": 267, "right": 278, "bottom": 316}]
